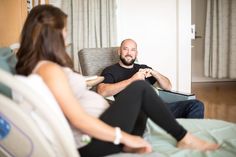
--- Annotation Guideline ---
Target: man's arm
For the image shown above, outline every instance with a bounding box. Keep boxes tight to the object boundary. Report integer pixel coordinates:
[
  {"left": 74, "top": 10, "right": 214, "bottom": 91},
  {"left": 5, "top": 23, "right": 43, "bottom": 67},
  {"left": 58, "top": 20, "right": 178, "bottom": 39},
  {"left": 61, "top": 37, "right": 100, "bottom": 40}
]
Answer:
[
  {"left": 150, "top": 69, "right": 172, "bottom": 90},
  {"left": 97, "top": 70, "right": 147, "bottom": 97},
  {"left": 97, "top": 79, "right": 133, "bottom": 97}
]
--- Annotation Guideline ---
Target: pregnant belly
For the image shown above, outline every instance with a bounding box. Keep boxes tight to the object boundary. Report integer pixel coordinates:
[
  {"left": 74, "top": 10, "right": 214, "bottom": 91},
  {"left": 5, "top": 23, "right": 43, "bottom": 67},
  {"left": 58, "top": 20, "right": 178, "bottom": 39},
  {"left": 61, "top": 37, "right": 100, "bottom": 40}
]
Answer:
[{"left": 78, "top": 90, "right": 109, "bottom": 117}]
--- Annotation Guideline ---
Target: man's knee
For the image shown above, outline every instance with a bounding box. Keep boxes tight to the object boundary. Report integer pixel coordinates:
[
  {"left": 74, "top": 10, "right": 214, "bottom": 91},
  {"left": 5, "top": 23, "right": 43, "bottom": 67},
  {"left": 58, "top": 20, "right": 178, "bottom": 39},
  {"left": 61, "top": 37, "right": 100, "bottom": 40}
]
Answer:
[
  {"left": 189, "top": 99, "right": 205, "bottom": 118},
  {"left": 194, "top": 100, "right": 204, "bottom": 111}
]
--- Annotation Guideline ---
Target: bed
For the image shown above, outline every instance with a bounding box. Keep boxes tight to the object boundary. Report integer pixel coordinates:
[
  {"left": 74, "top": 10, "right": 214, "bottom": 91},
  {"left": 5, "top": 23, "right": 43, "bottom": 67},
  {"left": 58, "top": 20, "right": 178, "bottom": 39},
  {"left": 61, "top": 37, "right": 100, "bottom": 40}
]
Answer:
[{"left": 109, "top": 119, "right": 236, "bottom": 157}]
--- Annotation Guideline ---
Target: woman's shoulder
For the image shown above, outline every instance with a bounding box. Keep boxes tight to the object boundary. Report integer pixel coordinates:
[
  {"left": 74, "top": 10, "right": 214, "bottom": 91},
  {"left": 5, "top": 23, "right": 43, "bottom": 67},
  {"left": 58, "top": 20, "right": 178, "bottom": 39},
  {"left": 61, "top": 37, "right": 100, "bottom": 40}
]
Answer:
[
  {"left": 33, "top": 60, "right": 62, "bottom": 73},
  {"left": 32, "top": 60, "right": 69, "bottom": 81}
]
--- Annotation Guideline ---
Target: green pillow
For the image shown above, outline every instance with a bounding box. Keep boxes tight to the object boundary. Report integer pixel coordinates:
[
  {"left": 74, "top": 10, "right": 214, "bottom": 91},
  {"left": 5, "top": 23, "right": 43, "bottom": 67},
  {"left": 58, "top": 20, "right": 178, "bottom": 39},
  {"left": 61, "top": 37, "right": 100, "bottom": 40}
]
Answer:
[{"left": 0, "top": 48, "right": 17, "bottom": 98}]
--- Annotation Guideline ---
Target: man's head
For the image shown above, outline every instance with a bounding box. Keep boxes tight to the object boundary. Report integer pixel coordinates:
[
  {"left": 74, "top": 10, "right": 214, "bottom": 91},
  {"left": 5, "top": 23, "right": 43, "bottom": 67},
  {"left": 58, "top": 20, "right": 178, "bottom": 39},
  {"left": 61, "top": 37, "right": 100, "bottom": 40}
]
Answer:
[{"left": 118, "top": 39, "right": 138, "bottom": 67}]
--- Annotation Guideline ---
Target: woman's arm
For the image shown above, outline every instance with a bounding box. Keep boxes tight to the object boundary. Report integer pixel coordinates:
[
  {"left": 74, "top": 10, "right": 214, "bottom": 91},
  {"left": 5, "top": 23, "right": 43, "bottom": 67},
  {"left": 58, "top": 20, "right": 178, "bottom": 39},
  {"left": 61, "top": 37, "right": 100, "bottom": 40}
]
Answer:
[{"left": 35, "top": 61, "right": 152, "bottom": 152}]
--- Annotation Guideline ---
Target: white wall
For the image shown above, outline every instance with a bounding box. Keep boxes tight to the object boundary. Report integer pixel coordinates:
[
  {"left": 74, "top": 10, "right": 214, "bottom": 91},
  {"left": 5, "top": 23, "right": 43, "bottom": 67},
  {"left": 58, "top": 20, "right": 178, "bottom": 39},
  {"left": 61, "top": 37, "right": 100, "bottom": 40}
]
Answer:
[{"left": 117, "top": 0, "right": 191, "bottom": 92}]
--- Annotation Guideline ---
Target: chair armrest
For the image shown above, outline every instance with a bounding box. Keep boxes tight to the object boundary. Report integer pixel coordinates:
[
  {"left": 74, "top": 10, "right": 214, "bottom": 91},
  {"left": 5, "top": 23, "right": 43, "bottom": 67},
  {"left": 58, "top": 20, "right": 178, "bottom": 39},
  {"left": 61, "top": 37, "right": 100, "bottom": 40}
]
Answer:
[
  {"left": 84, "top": 76, "right": 104, "bottom": 89},
  {"left": 158, "top": 89, "right": 196, "bottom": 103},
  {"left": 105, "top": 96, "right": 115, "bottom": 105}
]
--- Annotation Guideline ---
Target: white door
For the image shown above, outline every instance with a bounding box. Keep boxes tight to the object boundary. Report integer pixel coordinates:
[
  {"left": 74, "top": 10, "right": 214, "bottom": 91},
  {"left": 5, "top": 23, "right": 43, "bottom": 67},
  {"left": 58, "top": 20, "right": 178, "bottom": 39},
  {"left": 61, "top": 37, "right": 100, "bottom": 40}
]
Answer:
[{"left": 191, "top": 0, "right": 209, "bottom": 82}]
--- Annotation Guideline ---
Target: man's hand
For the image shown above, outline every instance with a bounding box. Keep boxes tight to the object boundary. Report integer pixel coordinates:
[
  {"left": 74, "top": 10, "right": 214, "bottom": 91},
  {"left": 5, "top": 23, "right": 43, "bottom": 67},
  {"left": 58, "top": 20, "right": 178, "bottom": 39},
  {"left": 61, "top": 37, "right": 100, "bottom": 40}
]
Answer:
[
  {"left": 130, "top": 68, "right": 154, "bottom": 82},
  {"left": 139, "top": 68, "right": 153, "bottom": 78},
  {"left": 143, "top": 68, "right": 172, "bottom": 90},
  {"left": 144, "top": 68, "right": 153, "bottom": 78},
  {"left": 131, "top": 70, "right": 146, "bottom": 81}
]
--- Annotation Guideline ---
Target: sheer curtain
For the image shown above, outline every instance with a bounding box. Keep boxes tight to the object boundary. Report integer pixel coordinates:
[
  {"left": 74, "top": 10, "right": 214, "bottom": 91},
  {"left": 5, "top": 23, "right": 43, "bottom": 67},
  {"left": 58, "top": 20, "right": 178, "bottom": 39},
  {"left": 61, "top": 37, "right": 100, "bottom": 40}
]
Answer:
[
  {"left": 50, "top": 0, "right": 117, "bottom": 71},
  {"left": 204, "top": 0, "right": 236, "bottom": 79}
]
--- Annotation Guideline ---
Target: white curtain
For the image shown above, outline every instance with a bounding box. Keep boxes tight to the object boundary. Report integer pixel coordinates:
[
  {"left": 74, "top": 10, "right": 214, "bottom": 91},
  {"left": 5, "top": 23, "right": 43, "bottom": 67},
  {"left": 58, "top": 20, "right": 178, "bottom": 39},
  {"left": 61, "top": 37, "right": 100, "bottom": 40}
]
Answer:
[
  {"left": 49, "top": 0, "right": 117, "bottom": 71},
  {"left": 204, "top": 0, "right": 236, "bottom": 79}
]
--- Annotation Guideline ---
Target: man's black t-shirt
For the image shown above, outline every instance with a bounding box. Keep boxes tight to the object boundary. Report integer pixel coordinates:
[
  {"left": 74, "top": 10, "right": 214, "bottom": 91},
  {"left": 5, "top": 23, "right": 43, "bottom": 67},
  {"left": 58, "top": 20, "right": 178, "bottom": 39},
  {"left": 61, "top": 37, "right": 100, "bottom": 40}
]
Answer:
[{"left": 101, "top": 63, "right": 157, "bottom": 96}]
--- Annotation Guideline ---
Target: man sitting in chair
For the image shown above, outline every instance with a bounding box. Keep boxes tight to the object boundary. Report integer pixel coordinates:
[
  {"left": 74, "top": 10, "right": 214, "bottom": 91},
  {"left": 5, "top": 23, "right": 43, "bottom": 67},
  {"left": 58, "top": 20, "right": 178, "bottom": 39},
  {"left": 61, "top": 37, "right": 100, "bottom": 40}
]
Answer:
[{"left": 97, "top": 38, "right": 204, "bottom": 120}]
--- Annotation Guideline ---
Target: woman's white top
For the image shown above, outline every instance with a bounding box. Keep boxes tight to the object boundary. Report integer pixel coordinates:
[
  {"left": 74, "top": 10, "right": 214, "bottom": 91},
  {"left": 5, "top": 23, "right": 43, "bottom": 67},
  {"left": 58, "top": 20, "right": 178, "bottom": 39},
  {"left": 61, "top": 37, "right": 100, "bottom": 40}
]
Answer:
[
  {"left": 63, "top": 67, "right": 109, "bottom": 148},
  {"left": 34, "top": 61, "right": 109, "bottom": 148}
]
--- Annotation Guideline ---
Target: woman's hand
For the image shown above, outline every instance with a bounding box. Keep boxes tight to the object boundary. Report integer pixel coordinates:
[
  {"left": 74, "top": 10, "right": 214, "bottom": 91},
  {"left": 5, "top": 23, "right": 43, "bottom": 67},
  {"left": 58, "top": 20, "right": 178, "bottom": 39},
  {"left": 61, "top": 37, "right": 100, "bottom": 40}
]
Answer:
[{"left": 121, "top": 132, "right": 152, "bottom": 154}]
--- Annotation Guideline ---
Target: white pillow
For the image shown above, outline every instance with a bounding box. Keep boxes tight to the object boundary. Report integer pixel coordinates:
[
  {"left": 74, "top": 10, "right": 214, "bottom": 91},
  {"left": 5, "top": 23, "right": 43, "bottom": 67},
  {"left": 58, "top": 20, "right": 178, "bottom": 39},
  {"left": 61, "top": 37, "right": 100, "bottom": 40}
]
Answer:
[
  {"left": 12, "top": 74, "right": 78, "bottom": 157},
  {"left": 13, "top": 74, "right": 62, "bottom": 115}
]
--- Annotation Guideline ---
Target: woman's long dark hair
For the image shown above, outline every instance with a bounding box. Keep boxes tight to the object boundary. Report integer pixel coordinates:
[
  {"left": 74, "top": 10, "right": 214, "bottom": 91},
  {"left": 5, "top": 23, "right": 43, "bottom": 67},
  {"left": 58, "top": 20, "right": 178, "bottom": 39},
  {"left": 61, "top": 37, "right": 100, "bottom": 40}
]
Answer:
[{"left": 16, "top": 4, "right": 73, "bottom": 75}]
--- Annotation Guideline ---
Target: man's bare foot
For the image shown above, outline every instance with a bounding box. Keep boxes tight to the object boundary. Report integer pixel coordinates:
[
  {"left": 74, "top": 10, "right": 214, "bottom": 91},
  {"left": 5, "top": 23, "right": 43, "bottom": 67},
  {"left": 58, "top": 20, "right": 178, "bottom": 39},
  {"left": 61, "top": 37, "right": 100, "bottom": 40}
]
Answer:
[{"left": 177, "top": 132, "right": 220, "bottom": 151}]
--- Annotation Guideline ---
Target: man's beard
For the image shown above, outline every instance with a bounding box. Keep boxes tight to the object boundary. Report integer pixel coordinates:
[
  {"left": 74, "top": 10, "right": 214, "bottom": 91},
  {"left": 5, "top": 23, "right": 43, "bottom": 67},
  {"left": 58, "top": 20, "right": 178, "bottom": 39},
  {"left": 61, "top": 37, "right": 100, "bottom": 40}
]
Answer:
[{"left": 120, "top": 55, "right": 136, "bottom": 66}]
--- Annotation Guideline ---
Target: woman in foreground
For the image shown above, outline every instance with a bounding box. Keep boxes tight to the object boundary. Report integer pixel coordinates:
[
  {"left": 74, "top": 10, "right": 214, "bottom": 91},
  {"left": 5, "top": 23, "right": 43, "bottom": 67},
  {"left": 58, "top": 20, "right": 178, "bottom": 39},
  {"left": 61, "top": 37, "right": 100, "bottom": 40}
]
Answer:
[{"left": 16, "top": 4, "right": 219, "bottom": 157}]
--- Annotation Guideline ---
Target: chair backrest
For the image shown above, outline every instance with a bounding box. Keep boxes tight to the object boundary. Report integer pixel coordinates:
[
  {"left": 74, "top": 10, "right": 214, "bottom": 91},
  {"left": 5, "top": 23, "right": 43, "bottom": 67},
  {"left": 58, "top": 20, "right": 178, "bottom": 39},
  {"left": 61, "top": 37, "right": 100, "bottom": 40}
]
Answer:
[
  {"left": 78, "top": 47, "right": 120, "bottom": 76},
  {"left": 0, "top": 69, "right": 79, "bottom": 157}
]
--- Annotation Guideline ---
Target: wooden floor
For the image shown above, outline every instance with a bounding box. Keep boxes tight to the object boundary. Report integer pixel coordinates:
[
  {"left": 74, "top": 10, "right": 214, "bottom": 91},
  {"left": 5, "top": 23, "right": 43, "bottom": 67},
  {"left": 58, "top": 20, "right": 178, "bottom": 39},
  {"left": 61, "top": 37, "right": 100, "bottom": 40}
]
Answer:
[{"left": 192, "top": 81, "right": 236, "bottom": 123}]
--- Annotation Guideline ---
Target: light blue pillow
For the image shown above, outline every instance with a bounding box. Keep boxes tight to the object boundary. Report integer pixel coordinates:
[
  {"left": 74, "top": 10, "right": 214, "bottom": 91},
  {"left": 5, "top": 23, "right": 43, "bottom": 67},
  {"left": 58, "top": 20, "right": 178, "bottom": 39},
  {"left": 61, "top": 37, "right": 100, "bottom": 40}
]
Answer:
[{"left": 0, "top": 48, "right": 17, "bottom": 98}]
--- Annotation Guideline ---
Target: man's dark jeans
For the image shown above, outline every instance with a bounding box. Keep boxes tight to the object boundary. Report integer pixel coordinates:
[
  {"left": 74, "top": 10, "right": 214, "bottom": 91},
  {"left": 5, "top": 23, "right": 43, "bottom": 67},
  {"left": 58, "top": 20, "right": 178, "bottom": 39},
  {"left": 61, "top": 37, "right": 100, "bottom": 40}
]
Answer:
[
  {"left": 132, "top": 99, "right": 204, "bottom": 136},
  {"left": 167, "top": 99, "right": 204, "bottom": 118}
]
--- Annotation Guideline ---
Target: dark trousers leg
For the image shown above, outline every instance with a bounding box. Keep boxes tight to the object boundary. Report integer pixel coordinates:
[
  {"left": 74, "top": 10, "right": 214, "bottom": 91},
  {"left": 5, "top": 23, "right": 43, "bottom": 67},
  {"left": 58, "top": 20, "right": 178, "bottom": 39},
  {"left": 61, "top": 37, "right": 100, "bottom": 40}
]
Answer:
[
  {"left": 131, "top": 111, "right": 148, "bottom": 136},
  {"left": 79, "top": 82, "right": 145, "bottom": 157},
  {"left": 167, "top": 100, "right": 204, "bottom": 118},
  {"left": 79, "top": 81, "right": 187, "bottom": 157}
]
